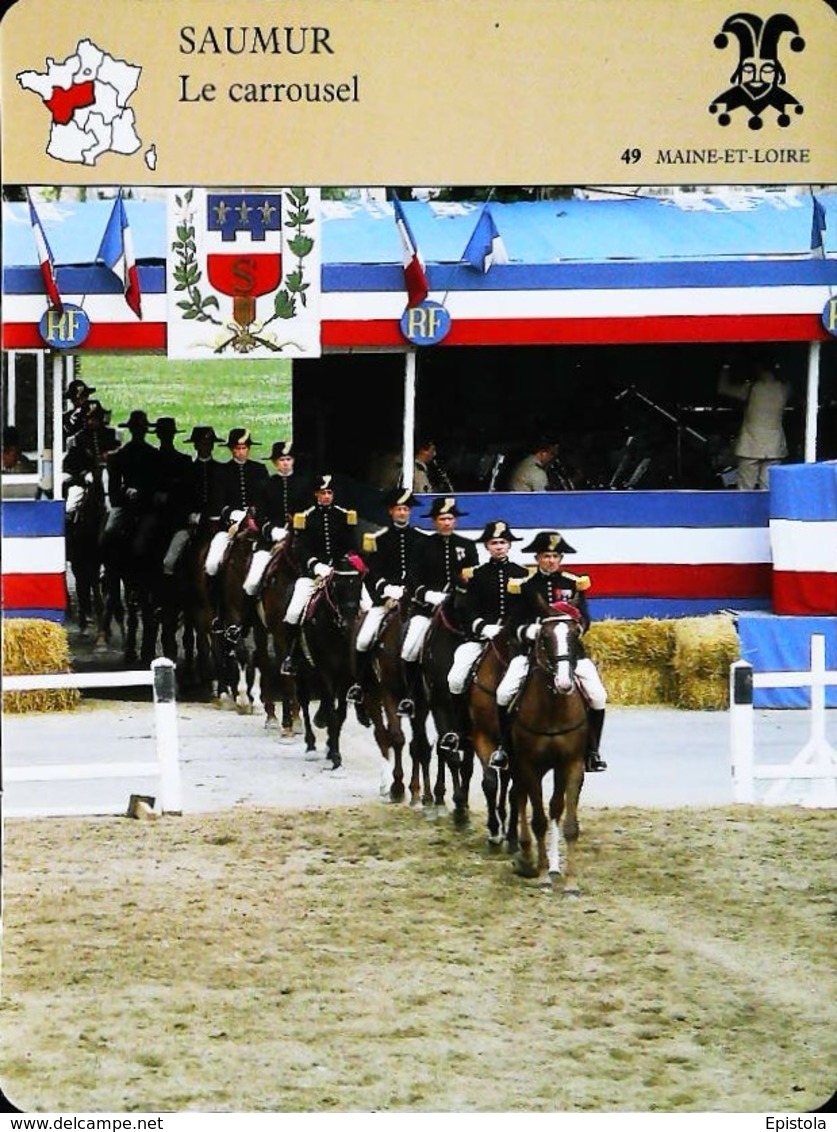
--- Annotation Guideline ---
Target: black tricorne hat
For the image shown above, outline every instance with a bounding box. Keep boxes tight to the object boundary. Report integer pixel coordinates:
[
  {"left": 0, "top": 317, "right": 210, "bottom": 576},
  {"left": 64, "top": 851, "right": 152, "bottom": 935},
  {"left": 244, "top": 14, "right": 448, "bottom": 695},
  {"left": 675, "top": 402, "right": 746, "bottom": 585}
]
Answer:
[
  {"left": 264, "top": 440, "right": 295, "bottom": 461},
  {"left": 226, "top": 428, "right": 258, "bottom": 449},
  {"left": 422, "top": 496, "right": 467, "bottom": 519},
  {"left": 522, "top": 531, "right": 576, "bottom": 555},
  {"left": 474, "top": 519, "right": 521, "bottom": 543},
  {"left": 187, "top": 425, "right": 222, "bottom": 445},
  {"left": 383, "top": 487, "right": 418, "bottom": 509},
  {"left": 118, "top": 409, "right": 151, "bottom": 432}
]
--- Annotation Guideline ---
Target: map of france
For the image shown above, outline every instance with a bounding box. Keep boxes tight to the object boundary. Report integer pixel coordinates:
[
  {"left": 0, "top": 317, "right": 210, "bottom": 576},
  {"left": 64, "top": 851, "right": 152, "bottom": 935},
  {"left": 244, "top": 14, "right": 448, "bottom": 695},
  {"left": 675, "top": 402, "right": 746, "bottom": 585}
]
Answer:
[{"left": 17, "top": 37, "right": 155, "bottom": 168}]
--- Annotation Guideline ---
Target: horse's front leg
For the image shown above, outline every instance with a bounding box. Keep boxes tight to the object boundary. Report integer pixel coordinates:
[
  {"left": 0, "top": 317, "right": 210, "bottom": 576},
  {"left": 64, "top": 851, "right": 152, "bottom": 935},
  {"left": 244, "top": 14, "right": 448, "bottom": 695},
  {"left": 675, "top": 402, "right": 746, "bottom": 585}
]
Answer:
[{"left": 560, "top": 760, "right": 585, "bottom": 895}]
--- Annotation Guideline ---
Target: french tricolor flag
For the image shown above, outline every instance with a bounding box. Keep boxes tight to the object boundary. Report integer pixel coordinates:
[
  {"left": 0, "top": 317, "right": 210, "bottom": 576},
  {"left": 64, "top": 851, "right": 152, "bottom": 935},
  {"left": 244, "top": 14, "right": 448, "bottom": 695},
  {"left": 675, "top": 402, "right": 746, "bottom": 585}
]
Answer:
[
  {"left": 392, "top": 195, "right": 429, "bottom": 308},
  {"left": 96, "top": 191, "right": 142, "bottom": 319},
  {"left": 26, "top": 193, "right": 63, "bottom": 313},
  {"left": 463, "top": 204, "right": 509, "bottom": 273}
]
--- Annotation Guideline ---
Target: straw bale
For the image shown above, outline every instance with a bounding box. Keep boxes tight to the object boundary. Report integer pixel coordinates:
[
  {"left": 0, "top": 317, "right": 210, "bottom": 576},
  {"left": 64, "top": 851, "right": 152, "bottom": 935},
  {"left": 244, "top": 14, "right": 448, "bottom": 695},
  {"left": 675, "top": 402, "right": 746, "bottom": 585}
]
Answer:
[
  {"left": 585, "top": 618, "right": 675, "bottom": 705},
  {"left": 2, "top": 619, "right": 80, "bottom": 713},
  {"left": 672, "top": 613, "right": 740, "bottom": 711}
]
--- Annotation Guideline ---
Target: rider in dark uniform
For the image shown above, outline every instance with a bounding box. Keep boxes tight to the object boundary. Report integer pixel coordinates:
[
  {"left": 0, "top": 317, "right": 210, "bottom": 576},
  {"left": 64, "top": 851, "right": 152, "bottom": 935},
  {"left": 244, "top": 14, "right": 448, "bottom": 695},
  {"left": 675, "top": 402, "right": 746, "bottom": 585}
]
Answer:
[
  {"left": 185, "top": 426, "right": 223, "bottom": 526},
  {"left": 63, "top": 400, "right": 120, "bottom": 489},
  {"left": 261, "top": 440, "right": 311, "bottom": 533},
  {"left": 346, "top": 487, "right": 424, "bottom": 707},
  {"left": 212, "top": 427, "right": 270, "bottom": 519},
  {"left": 494, "top": 530, "right": 608, "bottom": 772},
  {"left": 397, "top": 496, "right": 479, "bottom": 717},
  {"left": 458, "top": 520, "right": 529, "bottom": 640},
  {"left": 63, "top": 379, "right": 97, "bottom": 442},
  {"left": 280, "top": 474, "right": 359, "bottom": 675},
  {"left": 102, "top": 409, "right": 163, "bottom": 559}
]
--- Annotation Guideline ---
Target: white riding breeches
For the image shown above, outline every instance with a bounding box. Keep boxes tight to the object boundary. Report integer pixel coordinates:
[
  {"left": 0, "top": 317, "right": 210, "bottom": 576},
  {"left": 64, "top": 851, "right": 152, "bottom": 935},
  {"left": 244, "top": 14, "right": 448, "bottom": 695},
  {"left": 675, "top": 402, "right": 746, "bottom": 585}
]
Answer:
[
  {"left": 205, "top": 530, "right": 231, "bottom": 577},
  {"left": 448, "top": 641, "right": 484, "bottom": 694},
  {"left": 163, "top": 528, "right": 190, "bottom": 576},
  {"left": 65, "top": 485, "right": 85, "bottom": 515},
  {"left": 496, "top": 654, "right": 529, "bottom": 707},
  {"left": 401, "top": 614, "right": 431, "bottom": 662},
  {"left": 356, "top": 604, "right": 387, "bottom": 652},
  {"left": 284, "top": 576, "right": 317, "bottom": 624},
  {"left": 244, "top": 549, "right": 272, "bottom": 596},
  {"left": 575, "top": 657, "right": 607, "bottom": 710},
  {"left": 496, "top": 655, "right": 607, "bottom": 709}
]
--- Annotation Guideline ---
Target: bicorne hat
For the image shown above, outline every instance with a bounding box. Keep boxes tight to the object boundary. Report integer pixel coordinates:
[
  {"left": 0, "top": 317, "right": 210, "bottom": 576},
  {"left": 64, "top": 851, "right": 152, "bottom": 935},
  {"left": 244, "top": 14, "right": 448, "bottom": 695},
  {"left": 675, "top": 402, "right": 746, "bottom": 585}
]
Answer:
[
  {"left": 118, "top": 409, "right": 151, "bottom": 432},
  {"left": 522, "top": 531, "right": 576, "bottom": 555},
  {"left": 313, "top": 473, "right": 336, "bottom": 493},
  {"left": 422, "top": 496, "right": 467, "bottom": 519},
  {"left": 67, "top": 379, "right": 95, "bottom": 401},
  {"left": 474, "top": 519, "right": 521, "bottom": 543},
  {"left": 383, "top": 487, "right": 418, "bottom": 509},
  {"left": 151, "top": 416, "right": 182, "bottom": 437},
  {"left": 187, "top": 426, "right": 222, "bottom": 445},
  {"left": 264, "top": 440, "right": 295, "bottom": 461},
  {"left": 226, "top": 428, "right": 258, "bottom": 449}
]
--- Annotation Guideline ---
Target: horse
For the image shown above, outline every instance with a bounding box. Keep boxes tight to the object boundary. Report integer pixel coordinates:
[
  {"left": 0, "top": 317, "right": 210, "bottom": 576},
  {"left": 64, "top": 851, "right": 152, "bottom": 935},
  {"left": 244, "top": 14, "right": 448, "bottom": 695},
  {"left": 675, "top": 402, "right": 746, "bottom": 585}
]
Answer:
[
  {"left": 258, "top": 532, "right": 316, "bottom": 750},
  {"left": 64, "top": 477, "right": 107, "bottom": 641},
  {"left": 465, "top": 629, "right": 514, "bottom": 847},
  {"left": 158, "top": 522, "right": 218, "bottom": 700},
  {"left": 507, "top": 613, "right": 589, "bottom": 892},
  {"left": 99, "top": 508, "right": 163, "bottom": 667},
  {"left": 418, "top": 599, "right": 476, "bottom": 822},
  {"left": 298, "top": 561, "right": 365, "bottom": 769},
  {"left": 354, "top": 598, "right": 434, "bottom": 805},
  {"left": 211, "top": 510, "right": 277, "bottom": 720}
]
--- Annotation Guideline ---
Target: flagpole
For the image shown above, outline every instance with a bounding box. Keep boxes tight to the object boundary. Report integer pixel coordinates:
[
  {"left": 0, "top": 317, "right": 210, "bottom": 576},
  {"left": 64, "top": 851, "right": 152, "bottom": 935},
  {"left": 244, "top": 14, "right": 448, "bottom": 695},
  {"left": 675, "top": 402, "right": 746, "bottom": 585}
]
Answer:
[
  {"left": 804, "top": 341, "right": 820, "bottom": 463},
  {"left": 403, "top": 350, "right": 417, "bottom": 491}
]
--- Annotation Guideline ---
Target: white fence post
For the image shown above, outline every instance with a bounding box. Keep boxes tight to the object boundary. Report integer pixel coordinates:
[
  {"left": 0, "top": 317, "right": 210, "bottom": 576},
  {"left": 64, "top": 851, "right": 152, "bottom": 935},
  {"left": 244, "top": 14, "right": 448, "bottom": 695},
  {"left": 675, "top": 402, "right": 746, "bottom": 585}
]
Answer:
[
  {"left": 152, "top": 657, "right": 183, "bottom": 815},
  {"left": 730, "top": 659, "right": 755, "bottom": 803}
]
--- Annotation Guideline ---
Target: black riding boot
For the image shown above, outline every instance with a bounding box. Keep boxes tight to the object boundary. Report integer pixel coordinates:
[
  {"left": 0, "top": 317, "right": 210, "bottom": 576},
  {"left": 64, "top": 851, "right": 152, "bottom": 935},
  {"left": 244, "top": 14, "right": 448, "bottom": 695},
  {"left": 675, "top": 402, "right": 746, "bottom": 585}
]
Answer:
[
  {"left": 586, "top": 707, "right": 607, "bottom": 771},
  {"left": 397, "top": 660, "right": 418, "bottom": 717},
  {"left": 347, "top": 651, "right": 372, "bottom": 728},
  {"left": 489, "top": 705, "right": 513, "bottom": 770},
  {"left": 280, "top": 624, "right": 300, "bottom": 676}
]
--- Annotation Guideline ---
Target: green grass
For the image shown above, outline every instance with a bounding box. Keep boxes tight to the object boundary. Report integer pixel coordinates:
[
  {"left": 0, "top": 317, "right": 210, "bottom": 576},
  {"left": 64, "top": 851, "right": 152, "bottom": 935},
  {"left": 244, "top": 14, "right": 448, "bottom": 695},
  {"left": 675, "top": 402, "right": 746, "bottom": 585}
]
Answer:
[{"left": 78, "top": 355, "right": 292, "bottom": 451}]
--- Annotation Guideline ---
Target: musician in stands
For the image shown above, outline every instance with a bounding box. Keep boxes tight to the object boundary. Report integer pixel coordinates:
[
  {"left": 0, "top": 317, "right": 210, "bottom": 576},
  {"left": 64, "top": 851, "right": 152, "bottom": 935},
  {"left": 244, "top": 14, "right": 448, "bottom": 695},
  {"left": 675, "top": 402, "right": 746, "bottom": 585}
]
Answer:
[{"left": 413, "top": 437, "right": 454, "bottom": 493}]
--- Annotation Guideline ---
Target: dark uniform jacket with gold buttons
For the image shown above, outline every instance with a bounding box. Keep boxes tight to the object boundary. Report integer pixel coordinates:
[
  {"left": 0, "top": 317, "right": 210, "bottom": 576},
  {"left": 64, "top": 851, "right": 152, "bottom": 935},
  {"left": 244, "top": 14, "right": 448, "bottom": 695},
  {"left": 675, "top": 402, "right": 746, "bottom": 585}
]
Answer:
[
  {"left": 459, "top": 556, "right": 529, "bottom": 638},
  {"left": 213, "top": 457, "right": 269, "bottom": 518},
  {"left": 362, "top": 523, "right": 425, "bottom": 602},
  {"left": 107, "top": 438, "right": 163, "bottom": 511},
  {"left": 187, "top": 457, "right": 223, "bottom": 523},
  {"left": 511, "top": 568, "right": 593, "bottom": 655},
  {"left": 293, "top": 503, "right": 357, "bottom": 573},
  {"left": 407, "top": 532, "right": 479, "bottom": 605},
  {"left": 263, "top": 472, "right": 311, "bottom": 529}
]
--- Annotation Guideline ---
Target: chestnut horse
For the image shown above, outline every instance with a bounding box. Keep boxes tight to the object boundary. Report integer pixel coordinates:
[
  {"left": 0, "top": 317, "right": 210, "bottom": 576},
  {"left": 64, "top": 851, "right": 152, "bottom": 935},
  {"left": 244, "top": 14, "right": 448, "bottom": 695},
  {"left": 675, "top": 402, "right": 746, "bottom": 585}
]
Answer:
[
  {"left": 258, "top": 533, "right": 316, "bottom": 750},
  {"left": 298, "top": 563, "right": 365, "bottom": 769},
  {"left": 465, "top": 630, "right": 514, "bottom": 847},
  {"left": 418, "top": 600, "right": 475, "bottom": 822},
  {"left": 355, "top": 598, "right": 434, "bottom": 805},
  {"left": 508, "top": 614, "right": 589, "bottom": 892}
]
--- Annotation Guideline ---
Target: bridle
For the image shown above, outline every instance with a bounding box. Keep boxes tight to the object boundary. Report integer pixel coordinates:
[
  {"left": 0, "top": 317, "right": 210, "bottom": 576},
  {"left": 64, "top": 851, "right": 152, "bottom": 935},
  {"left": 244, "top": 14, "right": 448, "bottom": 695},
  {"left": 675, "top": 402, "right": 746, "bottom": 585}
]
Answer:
[{"left": 533, "top": 616, "right": 579, "bottom": 690}]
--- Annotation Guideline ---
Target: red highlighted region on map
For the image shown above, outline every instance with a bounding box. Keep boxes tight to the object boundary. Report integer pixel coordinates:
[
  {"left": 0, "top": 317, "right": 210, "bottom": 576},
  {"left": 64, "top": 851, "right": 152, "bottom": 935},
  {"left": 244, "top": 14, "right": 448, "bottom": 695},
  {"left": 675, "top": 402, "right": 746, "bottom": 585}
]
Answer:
[{"left": 44, "top": 80, "right": 96, "bottom": 125}]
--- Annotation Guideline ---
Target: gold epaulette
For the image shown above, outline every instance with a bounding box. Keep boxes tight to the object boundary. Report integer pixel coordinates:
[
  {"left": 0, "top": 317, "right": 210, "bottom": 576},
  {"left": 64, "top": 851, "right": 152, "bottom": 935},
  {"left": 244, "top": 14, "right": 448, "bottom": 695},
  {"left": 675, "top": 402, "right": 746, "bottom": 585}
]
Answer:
[
  {"left": 362, "top": 531, "right": 378, "bottom": 553},
  {"left": 564, "top": 570, "right": 592, "bottom": 592},
  {"left": 507, "top": 578, "right": 522, "bottom": 594},
  {"left": 347, "top": 509, "right": 358, "bottom": 525},
  {"left": 461, "top": 566, "right": 475, "bottom": 582},
  {"left": 293, "top": 511, "right": 308, "bottom": 530}
]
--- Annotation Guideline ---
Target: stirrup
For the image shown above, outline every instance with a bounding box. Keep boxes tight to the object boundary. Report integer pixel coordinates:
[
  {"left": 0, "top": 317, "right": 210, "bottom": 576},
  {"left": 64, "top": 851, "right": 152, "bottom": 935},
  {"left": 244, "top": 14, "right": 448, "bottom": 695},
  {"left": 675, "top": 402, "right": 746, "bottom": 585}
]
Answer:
[
  {"left": 586, "top": 753, "right": 608, "bottom": 772},
  {"left": 280, "top": 656, "right": 297, "bottom": 676},
  {"left": 396, "top": 698, "right": 414, "bottom": 718},
  {"left": 488, "top": 748, "right": 509, "bottom": 770},
  {"left": 346, "top": 684, "right": 364, "bottom": 704}
]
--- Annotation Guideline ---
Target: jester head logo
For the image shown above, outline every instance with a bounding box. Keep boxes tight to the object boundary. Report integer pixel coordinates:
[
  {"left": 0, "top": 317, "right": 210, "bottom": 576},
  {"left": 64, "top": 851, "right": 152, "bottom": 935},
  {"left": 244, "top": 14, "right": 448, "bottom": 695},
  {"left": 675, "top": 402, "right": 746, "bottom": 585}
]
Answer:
[{"left": 709, "top": 12, "right": 805, "bottom": 129}]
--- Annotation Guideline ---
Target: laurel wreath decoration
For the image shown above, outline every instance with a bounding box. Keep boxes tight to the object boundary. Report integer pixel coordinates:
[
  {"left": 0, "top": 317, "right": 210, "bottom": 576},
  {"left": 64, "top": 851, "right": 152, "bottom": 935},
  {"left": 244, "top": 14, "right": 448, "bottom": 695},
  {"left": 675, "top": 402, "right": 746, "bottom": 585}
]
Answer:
[
  {"left": 171, "top": 188, "right": 223, "bottom": 325},
  {"left": 265, "top": 186, "right": 315, "bottom": 324}
]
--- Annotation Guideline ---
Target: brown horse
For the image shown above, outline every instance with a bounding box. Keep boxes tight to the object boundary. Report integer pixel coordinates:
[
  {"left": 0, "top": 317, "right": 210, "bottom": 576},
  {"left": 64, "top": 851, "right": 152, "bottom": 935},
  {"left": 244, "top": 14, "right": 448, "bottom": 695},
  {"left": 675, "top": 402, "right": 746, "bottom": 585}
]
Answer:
[
  {"left": 465, "top": 630, "right": 514, "bottom": 847},
  {"left": 161, "top": 523, "right": 217, "bottom": 700},
  {"left": 508, "top": 614, "right": 589, "bottom": 891},
  {"left": 418, "top": 601, "right": 475, "bottom": 821},
  {"left": 258, "top": 533, "right": 316, "bottom": 750},
  {"left": 212, "top": 512, "right": 277, "bottom": 720},
  {"left": 354, "top": 599, "right": 434, "bottom": 805}
]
